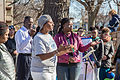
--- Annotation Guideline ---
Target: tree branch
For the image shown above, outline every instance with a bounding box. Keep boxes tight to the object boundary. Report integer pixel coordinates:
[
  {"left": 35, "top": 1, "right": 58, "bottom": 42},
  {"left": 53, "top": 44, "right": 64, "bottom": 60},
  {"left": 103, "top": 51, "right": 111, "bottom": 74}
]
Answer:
[
  {"left": 8, "top": 0, "right": 19, "bottom": 6},
  {"left": 77, "top": 0, "right": 88, "bottom": 10},
  {"left": 24, "top": 0, "right": 34, "bottom": 6},
  {"left": 94, "top": 0, "right": 104, "bottom": 16},
  {"left": 113, "top": 0, "right": 120, "bottom": 6},
  {"left": 108, "top": 0, "right": 112, "bottom": 9},
  {"left": 14, "top": 22, "right": 23, "bottom": 26}
]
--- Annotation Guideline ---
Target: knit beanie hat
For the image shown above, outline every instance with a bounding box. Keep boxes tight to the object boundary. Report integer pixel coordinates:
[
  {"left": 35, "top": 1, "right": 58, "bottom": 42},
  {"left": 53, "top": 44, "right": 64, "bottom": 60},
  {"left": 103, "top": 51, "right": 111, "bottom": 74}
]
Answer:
[{"left": 38, "top": 14, "right": 52, "bottom": 30}]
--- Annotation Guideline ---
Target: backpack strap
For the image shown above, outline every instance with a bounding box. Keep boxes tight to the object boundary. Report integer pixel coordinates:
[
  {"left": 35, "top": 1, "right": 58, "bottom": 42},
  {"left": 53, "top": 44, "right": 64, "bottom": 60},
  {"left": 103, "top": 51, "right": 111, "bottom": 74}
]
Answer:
[
  {"left": 114, "top": 16, "right": 120, "bottom": 26},
  {"left": 115, "top": 17, "right": 120, "bottom": 24}
]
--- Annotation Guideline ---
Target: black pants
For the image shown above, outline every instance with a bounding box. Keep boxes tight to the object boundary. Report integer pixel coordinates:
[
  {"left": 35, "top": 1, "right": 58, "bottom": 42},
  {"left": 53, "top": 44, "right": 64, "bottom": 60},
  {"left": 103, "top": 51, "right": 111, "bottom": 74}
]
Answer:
[{"left": 16, "top": 53, "right": 33, "bottom": 80}]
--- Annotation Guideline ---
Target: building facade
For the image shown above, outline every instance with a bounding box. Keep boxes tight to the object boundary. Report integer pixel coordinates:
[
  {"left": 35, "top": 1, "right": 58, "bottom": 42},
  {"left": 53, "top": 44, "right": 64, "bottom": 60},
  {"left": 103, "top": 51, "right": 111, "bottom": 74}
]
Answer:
[{"left": 0, "top": 0, "right": 13, "bottom": 26}]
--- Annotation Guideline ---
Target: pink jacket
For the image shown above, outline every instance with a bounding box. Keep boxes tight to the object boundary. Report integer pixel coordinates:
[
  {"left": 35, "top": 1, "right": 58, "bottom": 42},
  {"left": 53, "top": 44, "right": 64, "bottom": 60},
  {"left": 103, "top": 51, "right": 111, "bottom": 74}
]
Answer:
[{"left": 54, "top": 32, "right": 91, "bottom": 64}]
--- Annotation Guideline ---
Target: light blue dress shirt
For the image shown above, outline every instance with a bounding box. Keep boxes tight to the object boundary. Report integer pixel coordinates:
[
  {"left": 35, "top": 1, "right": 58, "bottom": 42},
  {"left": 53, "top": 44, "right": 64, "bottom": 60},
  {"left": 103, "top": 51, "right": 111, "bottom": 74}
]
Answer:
[{"left": 15, "top": 26, "right": 32, "bottom": 54}]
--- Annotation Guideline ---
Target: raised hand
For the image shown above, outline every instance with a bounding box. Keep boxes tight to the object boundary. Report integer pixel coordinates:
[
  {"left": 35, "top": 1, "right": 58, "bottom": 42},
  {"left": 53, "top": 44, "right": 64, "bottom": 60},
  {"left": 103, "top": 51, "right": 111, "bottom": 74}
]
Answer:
[{"left": 90, "top": 40, "right": 100, "bottom": 46}]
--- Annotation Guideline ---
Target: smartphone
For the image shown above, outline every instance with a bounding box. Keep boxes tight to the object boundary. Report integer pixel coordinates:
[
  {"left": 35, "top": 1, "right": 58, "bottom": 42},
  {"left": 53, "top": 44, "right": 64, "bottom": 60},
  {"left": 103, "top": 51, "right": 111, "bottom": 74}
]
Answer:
[{"left": 32, "top": 25, "right": 36, "bottom": 30}]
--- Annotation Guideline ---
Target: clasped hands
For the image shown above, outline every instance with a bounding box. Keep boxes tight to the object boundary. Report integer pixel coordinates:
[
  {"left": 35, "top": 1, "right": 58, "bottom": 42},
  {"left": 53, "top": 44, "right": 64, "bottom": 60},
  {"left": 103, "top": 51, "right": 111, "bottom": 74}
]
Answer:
[{"left": 57, "top": 44, "right": 74, "bottom": 56}]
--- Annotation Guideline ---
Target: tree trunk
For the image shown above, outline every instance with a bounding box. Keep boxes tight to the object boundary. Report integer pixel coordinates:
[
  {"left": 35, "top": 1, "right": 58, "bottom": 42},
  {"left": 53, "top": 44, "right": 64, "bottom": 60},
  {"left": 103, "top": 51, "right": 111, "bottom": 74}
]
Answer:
[
  {"left": 88, "top": 11, "right": 95, "bottom": 29},
  {"left": 43, "top": 0, "right": 70, "bottom": 36},
  {"left": 77, "top": 0, "right": 104, "bottom": 30}
]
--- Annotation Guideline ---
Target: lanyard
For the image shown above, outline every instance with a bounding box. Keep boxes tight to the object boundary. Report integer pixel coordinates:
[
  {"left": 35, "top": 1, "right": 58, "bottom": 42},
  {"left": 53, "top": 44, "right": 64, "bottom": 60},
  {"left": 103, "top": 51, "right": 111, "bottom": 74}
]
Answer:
[
  {"left": 64, "top": 32, "right": 75, "bottom": 56},
  {"left": 64, "top": 32, "right": 74, "bottom": 45}
]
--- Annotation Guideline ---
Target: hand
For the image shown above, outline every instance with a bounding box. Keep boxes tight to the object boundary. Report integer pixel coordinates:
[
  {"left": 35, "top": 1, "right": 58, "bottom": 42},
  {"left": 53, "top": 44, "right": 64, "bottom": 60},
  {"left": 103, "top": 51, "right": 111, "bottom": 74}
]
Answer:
[
  {"left": 13, "top": 50, "right": 18, "bottom": 55},
  {"left": 94, "top": 63, "right": 97, "bottom": 68},
  {"left": 102, "top": 55, "right": 107, "bottom": 60},
  {"left": 90, "top": 41, "right": 100, "bottom": 46},
  {"left": 29, "top": 29, "right": 36, "bottom": 37},
  {"left": 57, "top": 44, "right": 73, "bottom": 56}
]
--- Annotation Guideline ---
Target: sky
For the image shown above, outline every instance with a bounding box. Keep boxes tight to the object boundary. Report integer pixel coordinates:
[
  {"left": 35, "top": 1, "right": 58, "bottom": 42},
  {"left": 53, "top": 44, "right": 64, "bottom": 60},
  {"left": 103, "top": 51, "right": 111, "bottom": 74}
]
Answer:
[{"left": 69, "top": 0, "right": 117, "bottom": 22}]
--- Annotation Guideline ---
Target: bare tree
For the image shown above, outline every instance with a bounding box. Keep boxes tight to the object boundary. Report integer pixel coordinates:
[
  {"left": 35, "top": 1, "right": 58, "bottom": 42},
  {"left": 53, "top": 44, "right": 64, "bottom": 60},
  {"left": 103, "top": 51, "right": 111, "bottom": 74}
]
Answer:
[
  {"left": 95, "top": 13, "right": 110, "bottom": 27},
  {"left": 108, "top": 0, "right": 112, "bottom": 9},
  {"left": 69, "top": 1, "right": 87, "bottom": 24},
  {"left": 76, "top": 0, "right": 110, "bottom": 29},
  {"left": 43, "top": 0, "right": 70, "bottom": 35},
  {"left": 113, "top": 0, "right": 120, "bottom": 14},
  {"left": 13, "top": 0, "right": 44, "bottom": 26}
]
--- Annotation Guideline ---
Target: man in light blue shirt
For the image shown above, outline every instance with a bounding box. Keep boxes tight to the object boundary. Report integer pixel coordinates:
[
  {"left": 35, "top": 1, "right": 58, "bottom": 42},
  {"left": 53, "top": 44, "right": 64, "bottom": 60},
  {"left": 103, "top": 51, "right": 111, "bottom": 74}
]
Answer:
[{"left": 15, "top": 16, "right": 35, "bottom": 80}]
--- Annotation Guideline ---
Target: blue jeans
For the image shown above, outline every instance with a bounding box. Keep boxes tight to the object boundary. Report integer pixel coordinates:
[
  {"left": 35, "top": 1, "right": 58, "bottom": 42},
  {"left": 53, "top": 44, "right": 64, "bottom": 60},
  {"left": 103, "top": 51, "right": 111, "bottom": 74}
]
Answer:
[
  {"left": 115, "top": 59, "right": 120, "bottom": 80},
  {"left": 57, "top": 63, "right": 81, "bottom": 80}
]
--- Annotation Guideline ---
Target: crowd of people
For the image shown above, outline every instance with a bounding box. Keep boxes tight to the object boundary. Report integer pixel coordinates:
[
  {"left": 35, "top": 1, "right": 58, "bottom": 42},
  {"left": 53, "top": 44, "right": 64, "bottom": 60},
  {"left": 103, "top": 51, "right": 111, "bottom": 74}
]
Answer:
[{"left": 0, "top": 9, "right": 120, "bottom": 80}]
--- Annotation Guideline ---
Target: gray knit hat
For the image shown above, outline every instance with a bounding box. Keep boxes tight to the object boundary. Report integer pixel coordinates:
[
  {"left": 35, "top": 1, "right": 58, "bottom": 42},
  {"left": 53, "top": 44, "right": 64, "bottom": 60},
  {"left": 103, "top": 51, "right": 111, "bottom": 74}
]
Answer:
[{"left": 38, "top": 14, "right": 52, "bottom": 30}]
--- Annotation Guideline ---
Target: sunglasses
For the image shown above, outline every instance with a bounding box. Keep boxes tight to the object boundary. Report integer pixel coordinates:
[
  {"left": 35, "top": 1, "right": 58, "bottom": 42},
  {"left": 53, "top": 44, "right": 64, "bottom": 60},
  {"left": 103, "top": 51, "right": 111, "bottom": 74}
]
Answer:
[{"left": 9, "top": 26, "right": 15, "bottom": 30}]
